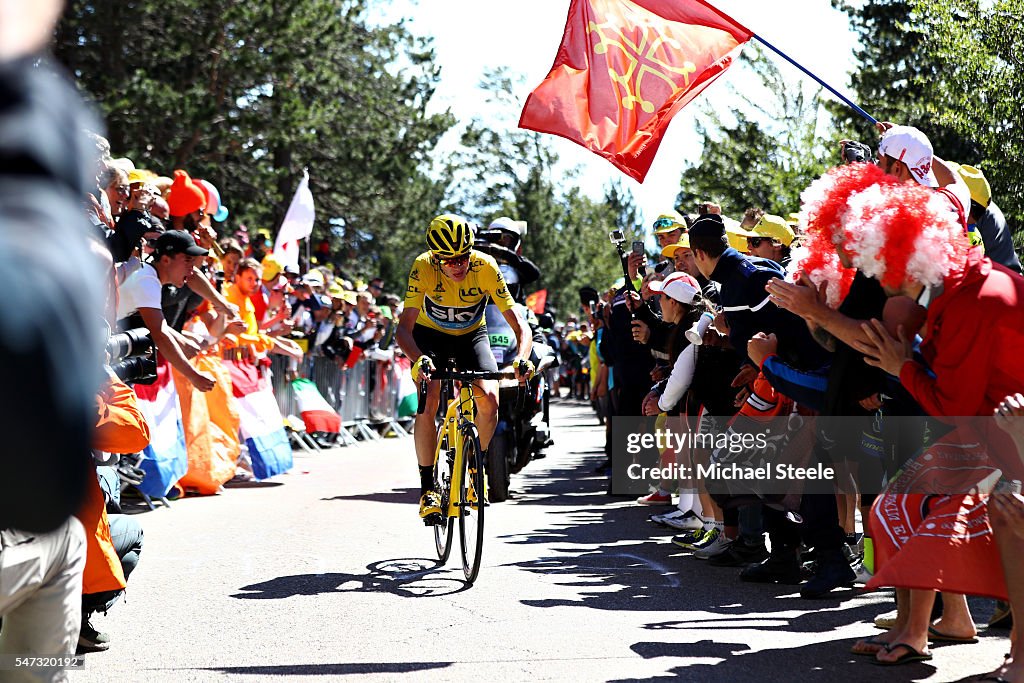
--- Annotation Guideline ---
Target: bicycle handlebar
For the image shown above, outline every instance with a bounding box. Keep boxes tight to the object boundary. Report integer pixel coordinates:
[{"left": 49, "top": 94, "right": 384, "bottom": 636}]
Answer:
[
  {"left": 415, "top": 369, "right": 521, "bottom": 414},
  {"left": 428, "top": 369, "right": 517, "bottom": 381}
]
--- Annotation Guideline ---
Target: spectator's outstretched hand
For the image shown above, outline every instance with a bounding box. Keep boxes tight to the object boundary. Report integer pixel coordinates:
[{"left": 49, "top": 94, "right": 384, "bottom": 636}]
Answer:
[
  {"left": 631, "top": 319, "right": 650, "bottom": 344},
  {"left": 190, "top": 370, "right": 216, "bottom": 392},
  {"left": 989, "top": 492, "right": 1024, "bottom": 540},
  {"left": 642, "top": 391, "right": 661, "bottom": 416},
  {"left": 766, "top": 274, "right": 827, "bottom": 322},
  {"left": 746, "top": 332, "right": 777, "bottom": 368},
  {"left": 854, "top": 319, "right": 912, "bottom": 377}
]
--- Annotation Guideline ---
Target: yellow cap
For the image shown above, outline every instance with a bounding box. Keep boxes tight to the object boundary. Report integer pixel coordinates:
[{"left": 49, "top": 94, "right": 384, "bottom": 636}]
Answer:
[
  {"left": 127, "top": 169, "right": 158, "bottom": 184},
  {"left": 751, "top": 214, "right": 796, "bottom": 246},
  {"left": 660, "top": 235, "right": 691, "bottom": 258},
  {"left": 260, "top": 253, "right": 284, "bottom": 281},
  {"left": 956, "top": 164, "right": 991, "bottom": 208},
  {"left": 652, "top": 211, "right": 687, "bottom": 234}
]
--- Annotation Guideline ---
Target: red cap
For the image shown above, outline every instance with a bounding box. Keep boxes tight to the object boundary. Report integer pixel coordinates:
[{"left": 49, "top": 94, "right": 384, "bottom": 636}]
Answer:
[{"left": 167, "top": 170, "right": 206, "bottom": 217}]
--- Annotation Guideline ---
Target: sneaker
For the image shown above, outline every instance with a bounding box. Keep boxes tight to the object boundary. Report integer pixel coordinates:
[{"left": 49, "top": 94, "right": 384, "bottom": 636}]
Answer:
[
  {"left": 636, "top": 490, "right": 672, "bottom": 506},
  {"left": 419, "top": 490, "right": 442, "bottom": 525},
  {"left": 874, "top": 611, "right": 898, "bottom": 630},
  {"left": 694, "top": 531, "right": 732, "bottom": 560},
  {"left": 649, "top": 509, "right": 690, "bottom": 526},
  {"left": 852, "top": 558, "right": 873, "bottom": 585},
  {"left": 77, "top": 614, "right": 110, "bottom": 654},
  {"left": 739, "top": 549, "right": 802, "bottom": 584},
  {"left": 707, "top": 538, "right": 770, "bottom": 567},
  {"left": 671, "top": 528, "right": 707, "bottom": 550},
  {"left": 800, "top": 549, "right": 857, "bottom": 598},
  {"left": 664, "top": 511, "right": 704, "bottom": 532}
]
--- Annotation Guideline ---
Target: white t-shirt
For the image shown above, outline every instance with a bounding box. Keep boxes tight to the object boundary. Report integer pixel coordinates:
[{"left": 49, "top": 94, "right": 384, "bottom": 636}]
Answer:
[{"left": 116, "top": 262, "right": 162, "bottom": 320}]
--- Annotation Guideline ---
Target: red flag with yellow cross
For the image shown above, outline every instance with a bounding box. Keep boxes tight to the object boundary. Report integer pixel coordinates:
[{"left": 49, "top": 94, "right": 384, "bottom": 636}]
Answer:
[{"left": 519, "top": 0, "right": 752, "bottom": 182}]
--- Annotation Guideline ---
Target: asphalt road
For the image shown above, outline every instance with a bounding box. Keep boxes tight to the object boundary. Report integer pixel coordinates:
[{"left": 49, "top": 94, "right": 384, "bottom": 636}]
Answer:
[{"left": 72, "top": 399, "right": 1012, "bottom": 682}]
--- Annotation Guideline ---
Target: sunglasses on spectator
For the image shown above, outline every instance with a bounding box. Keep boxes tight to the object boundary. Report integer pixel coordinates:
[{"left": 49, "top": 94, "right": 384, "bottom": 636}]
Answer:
[
  {"left": 438, "top": 254, "right": 470, "bottom": 267},
  {"left": 652, "top": 217, "right": 678, "bottom": 230},
  {"left": 115, "top": 185, "right": 130, "bottom": 197},
  {"left": 747, "top": 236, "right": 773, "bottom": 247}
]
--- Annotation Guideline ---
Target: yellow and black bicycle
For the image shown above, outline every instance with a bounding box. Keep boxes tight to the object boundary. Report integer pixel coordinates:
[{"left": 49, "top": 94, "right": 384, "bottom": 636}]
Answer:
[{"left": 417, "top": 367, "right": 513, "bottom": 584}]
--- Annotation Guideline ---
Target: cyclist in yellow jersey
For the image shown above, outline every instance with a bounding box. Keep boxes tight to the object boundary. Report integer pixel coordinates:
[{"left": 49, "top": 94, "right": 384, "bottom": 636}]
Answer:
[{"left": 397, "top": 214, "right": 533, "bottom": 521}]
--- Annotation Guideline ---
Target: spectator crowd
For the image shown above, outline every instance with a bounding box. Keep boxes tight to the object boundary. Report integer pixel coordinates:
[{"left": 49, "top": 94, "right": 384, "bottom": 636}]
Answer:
[{"left": 540, "top": 124, "right": 1024, "bottom": 677}]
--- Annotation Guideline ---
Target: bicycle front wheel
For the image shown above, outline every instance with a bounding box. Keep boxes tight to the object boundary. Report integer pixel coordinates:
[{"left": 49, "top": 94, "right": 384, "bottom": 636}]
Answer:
[
  {"left": 458, "top": 425, "right": 485, "bottom": 583},
  {"left": 433, "top": 425, "right": 455, "bottom": 563}
]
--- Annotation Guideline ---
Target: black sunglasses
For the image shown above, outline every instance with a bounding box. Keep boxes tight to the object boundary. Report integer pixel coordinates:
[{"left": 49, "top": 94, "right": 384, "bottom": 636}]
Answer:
[{"left": 747, "top": 237, "right": 772, "bottom": 247}]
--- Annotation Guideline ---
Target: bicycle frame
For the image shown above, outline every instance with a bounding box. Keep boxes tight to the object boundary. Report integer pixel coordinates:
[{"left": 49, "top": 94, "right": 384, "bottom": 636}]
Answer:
[{"left": 434, "top": 379, "right": 479, "bottom": 518}]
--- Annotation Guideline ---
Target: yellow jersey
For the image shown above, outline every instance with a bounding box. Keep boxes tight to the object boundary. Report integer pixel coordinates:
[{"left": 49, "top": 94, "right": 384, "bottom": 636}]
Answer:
[{"left": 404, "top": 250, "right": 516, "bottom": 334}]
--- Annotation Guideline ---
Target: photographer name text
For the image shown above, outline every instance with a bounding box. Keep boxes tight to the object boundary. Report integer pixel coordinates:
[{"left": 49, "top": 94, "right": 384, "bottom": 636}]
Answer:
[{"left": 626, "top": 462, "right": 836, "bottom": 482}]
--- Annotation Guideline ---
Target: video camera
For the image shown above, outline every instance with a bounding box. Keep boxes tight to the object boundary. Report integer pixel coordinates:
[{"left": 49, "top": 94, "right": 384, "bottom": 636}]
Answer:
[
  {"left": 608, "top": 229, "right": 644, "bottom": 291},
  {"left": 106, "top": 328, "right": 157, "bottom": 385},
  {"left": 841, "top": 140, "right": 874, "bottom": 164}
]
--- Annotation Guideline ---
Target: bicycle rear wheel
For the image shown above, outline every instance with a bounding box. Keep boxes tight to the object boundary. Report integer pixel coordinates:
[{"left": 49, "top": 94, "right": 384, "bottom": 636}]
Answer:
[
  {"left": 458, "top": 425, "right": 485, "bottom": 583},
  {"left": 433, "top": 426, "right": 455, "bottom": 563}
]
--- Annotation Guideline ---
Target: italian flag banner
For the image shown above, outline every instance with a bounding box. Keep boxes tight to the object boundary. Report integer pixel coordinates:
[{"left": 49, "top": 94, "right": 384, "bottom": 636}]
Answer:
[
  {"left": 396, "top": 356, "right": 418, "bottom": 418},
  {"left": 291, "top": 378, "right": 341, "bottom": 434}
]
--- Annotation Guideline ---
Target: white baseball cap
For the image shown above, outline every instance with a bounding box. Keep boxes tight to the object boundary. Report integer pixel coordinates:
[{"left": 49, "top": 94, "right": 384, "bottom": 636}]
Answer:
[
  {"left": 648, "top": 272, "right": 700, "bottom": 305},
  {"left": 878, "top": 125, "right": 939, "bottom": 188}
]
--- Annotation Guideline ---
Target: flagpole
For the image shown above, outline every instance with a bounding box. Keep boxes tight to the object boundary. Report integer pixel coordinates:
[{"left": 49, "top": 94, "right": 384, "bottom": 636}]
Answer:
[{"left": 751, "top": 34, "right": 878, "bottom": 126}]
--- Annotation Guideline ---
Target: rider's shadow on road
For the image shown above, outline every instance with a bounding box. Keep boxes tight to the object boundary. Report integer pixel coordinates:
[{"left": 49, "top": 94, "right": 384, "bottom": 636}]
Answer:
[
  {"left": 320, "top": 487, "right": 419, "bottom": 504},
  {"left": 231, "top": 558, "right": 471, "bottom": 599}
]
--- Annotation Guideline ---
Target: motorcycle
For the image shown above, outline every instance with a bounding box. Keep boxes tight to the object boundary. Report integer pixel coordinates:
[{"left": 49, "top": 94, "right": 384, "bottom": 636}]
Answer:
[{"left": 484, "top": 303, "right": 557, "bottom": 503}]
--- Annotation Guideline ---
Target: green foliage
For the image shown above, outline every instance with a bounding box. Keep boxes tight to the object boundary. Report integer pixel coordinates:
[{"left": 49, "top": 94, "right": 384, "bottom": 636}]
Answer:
[
  {"left": 833, "top": 0, "right": 1023, "bottom": 233},
  {"left": 675, "top": 47, "right": 832, "bottom": 219},
  {"left": 829, "top": 0, "right": 980, "bottom": 160},
  {"left": 53, "top": 0, "right": 454, "bottom": 287},
  {"left": 904, "top": 0, "right": 1024, "bottom": 233}
]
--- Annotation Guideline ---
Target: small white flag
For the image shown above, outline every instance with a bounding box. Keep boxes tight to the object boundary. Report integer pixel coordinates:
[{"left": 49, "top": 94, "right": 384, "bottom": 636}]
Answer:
[{"left": 273, "top": 169, "right": 315, "bottom": 268}]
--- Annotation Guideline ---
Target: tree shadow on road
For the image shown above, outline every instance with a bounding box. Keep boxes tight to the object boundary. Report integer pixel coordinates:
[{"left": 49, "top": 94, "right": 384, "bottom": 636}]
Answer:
[{"left": 231, "top": 558, "right": 472, "bottom": 599}]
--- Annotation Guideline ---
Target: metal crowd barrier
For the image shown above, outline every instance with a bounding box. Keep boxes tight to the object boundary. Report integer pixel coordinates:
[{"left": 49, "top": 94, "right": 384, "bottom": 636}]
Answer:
[{"left": 270, "top": 351, "right": 411, "bottom": 448}]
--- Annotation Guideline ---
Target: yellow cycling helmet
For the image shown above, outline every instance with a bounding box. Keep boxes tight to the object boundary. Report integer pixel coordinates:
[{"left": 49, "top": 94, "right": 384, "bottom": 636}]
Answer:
[{"left": 426, "top": 214, "right": 474, "bottom": 259}]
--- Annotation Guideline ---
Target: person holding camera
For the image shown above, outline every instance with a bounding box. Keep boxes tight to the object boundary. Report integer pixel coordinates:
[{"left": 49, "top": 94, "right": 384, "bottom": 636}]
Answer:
[{"left": 117, "top": 230, "right": 216, "bottom": 392}]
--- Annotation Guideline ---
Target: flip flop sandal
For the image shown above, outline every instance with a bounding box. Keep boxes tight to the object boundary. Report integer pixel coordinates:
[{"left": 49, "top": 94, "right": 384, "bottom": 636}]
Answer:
[
  {"left": 928, "top": 625, "right": 979, "bottom": 643},
  {"left": 851, "top": 636, "right": 890, "bottom": 656},
  {"left": 873, "top": 642, "right": 933, "bottom": 666}
]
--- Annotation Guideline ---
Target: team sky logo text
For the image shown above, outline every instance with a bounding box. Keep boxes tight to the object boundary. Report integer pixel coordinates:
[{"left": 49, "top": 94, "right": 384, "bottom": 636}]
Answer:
[{"left": 424, "top": 296, "right": 487, "bottom": 330}]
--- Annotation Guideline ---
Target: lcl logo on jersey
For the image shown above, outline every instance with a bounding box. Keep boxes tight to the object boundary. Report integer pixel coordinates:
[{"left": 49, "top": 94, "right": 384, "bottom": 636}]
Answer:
[
  {"left": 423, "top": 297, "right": 487, "bottom": 329},
  {"left": 459, "top": 286, "right": 483, "bottom": 301}
]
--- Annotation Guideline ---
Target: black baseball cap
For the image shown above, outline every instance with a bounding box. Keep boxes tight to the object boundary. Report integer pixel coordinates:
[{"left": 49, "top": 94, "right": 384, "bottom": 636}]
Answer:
[
  {"left": 687, "top": 214, "right": 726, "bottom": 241},
  {"left": 152, "top": 230, "right": 209, "bottom": 258}
]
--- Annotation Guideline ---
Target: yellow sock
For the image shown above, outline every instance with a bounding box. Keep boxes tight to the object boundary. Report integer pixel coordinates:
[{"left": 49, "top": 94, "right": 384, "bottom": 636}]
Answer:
[{"left": 863, "top": 537, "right": 874, "bottom": 574}]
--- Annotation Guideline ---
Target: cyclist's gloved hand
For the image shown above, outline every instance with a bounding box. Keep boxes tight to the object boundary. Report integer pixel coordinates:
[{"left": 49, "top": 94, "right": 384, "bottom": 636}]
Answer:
[
  {"left": 513, "top": 357, "right": 535, "bottom": 382},
  {"left": 412, "top": 355, "right": 435, "bottom": 382}
]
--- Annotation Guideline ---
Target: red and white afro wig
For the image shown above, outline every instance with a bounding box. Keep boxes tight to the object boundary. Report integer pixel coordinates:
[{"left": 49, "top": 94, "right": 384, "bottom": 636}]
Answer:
[
  {"left": 843, "top": 181, "right": 969, "bottom": 290},
  {"left": 790, "top": 163, "right": 898, "bottom": 306}
]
